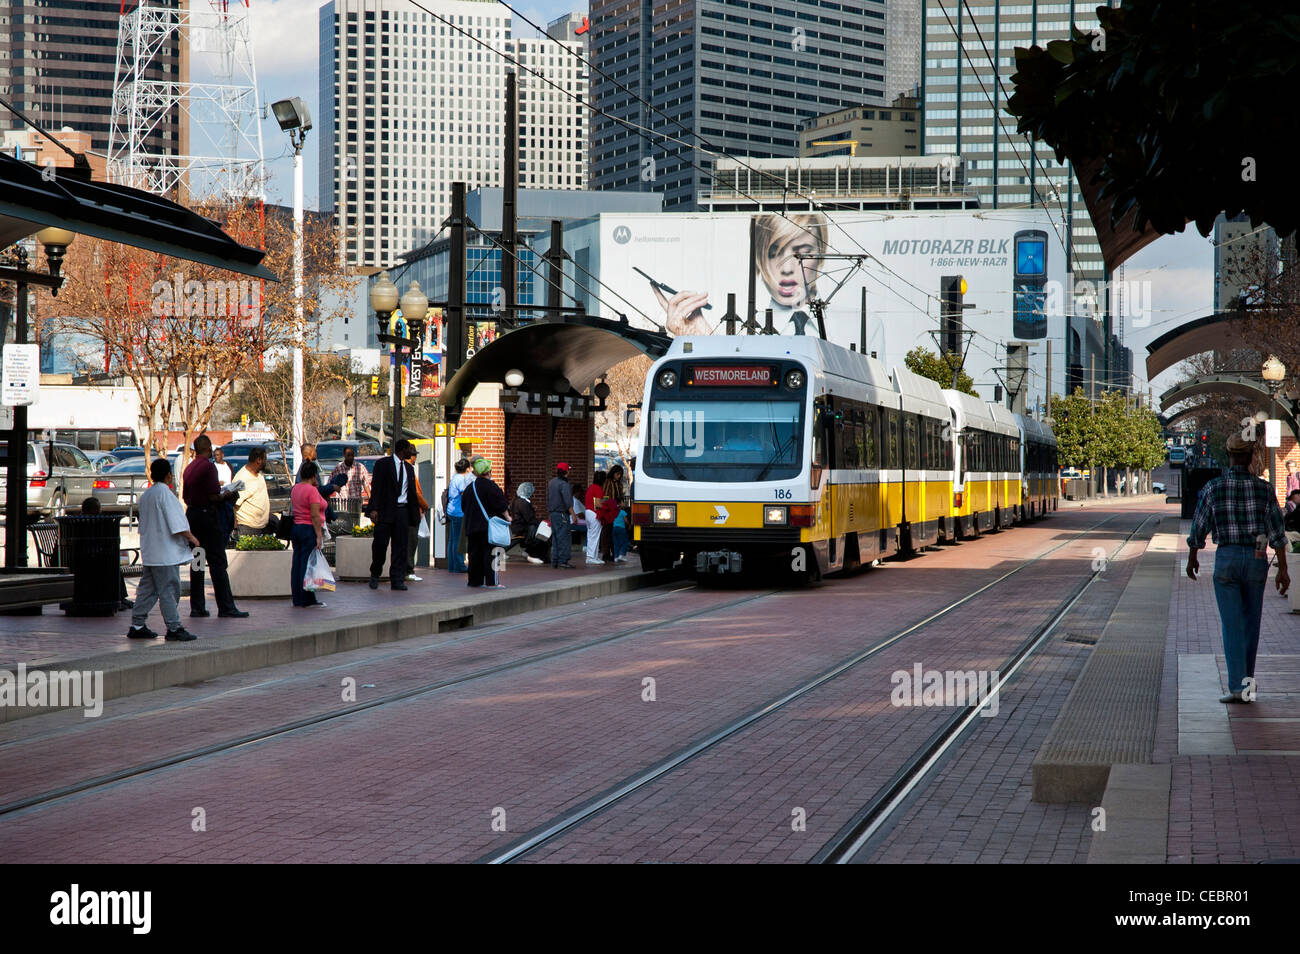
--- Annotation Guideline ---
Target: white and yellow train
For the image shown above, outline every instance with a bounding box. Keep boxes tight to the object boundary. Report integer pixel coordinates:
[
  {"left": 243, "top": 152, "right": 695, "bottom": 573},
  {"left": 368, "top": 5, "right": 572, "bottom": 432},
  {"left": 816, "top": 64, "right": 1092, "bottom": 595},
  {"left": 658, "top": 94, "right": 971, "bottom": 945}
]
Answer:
[{"left": 631, "top": 335, "right": 1058, "bottom": 577}]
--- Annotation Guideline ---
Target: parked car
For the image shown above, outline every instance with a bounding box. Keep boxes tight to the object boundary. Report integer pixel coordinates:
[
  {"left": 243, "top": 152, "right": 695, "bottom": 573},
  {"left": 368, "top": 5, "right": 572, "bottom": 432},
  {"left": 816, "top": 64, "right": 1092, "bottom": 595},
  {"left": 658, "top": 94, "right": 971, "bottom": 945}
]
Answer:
[
  {"left": 99, "top": 454, "right": 180, "bottom": 514},
  {"left": 85, "top": 451, "right": 121, "bottom": 473},
  {"left": 315, "top": 439, "right": 383, "bottom": 477},
  {"left": 0, "top": 440, "right": 102, "bottom": 519}
]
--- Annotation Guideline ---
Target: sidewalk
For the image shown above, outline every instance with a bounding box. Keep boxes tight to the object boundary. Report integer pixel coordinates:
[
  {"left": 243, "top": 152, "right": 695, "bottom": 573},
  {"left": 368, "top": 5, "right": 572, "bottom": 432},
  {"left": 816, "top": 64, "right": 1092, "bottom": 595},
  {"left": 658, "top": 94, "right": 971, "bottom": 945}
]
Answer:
[
  {"left": 0, "top": 554, "right": 664, "bottom": 722},
  {"left": 1159, "top": 524, "right": 1300, "bottom": 863}
]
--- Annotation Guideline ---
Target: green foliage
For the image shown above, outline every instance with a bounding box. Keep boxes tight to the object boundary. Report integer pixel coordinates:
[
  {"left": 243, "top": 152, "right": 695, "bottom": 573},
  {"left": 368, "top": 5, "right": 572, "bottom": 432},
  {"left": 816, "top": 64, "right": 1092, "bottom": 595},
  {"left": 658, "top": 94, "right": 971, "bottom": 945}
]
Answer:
[
  {"left": 1049, "top": 387, "right": 1169, "bottom": 470},
  {"left": 1006, "top": 1, "right": 1300, "bottom": 239},
  {"left": 234, "top": 534, "right": 286, "bottom": 552},
  {"left": 904, "top": 346, "right": 977, "bottom": 396}
]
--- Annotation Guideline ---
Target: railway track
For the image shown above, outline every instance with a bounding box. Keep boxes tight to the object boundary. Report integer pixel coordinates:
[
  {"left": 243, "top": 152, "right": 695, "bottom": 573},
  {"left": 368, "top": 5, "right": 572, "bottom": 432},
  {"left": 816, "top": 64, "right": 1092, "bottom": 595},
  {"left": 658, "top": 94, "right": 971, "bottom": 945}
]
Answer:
[{"left": 478, "top": 511, "right": 1148, "bottom": 863}]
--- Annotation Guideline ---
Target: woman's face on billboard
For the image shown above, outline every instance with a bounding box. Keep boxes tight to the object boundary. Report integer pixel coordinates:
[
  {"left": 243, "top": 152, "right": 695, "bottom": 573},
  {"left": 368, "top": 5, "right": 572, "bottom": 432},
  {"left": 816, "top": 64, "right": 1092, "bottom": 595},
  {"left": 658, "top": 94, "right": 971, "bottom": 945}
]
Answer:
[{"left": 763, "top": 230, "right": 819, "bottom": 307}]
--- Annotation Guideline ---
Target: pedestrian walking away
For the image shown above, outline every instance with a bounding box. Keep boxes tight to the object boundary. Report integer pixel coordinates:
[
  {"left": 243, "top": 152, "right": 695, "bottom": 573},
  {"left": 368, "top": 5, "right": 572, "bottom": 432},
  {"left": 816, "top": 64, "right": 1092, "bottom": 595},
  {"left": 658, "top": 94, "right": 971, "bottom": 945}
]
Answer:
[
  {"left": 584, "top": 469, "right": 607, "bottom": 565},
  {"left": 546, "top": 462, "right": 575, "bottom": 569},
  {"left": 127, "top": 458, "right": 200, "bottom": 641},
  {"left": 183, "top": 434, "right": 248, "bottom": 619},
  {"left": 365, "top": 438, "right": 420, "bottom": 590},
  {"left": 1186, "top": 433, "right": 1290, "bottom": 703},
  {"left": 464, "top": 456, "right": 509, "bottom": 588},
  {"left": 289, "top": 461, "right": 329, "bottom": 608}
]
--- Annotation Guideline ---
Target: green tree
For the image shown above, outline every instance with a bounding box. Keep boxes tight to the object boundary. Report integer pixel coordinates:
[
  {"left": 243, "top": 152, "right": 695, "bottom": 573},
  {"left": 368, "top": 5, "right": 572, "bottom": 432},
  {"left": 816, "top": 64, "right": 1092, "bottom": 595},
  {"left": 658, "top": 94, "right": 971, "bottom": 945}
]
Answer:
[{"left": 904, "top": 346, "right": 977, "bottom": 396}]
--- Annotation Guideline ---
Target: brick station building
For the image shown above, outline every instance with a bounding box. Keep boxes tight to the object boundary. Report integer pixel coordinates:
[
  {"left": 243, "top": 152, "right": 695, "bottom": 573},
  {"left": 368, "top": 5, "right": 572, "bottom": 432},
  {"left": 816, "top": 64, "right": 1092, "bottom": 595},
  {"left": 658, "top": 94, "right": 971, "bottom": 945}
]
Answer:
[{"left": 441, "top": 316, "right": 670, "bottom": 501}]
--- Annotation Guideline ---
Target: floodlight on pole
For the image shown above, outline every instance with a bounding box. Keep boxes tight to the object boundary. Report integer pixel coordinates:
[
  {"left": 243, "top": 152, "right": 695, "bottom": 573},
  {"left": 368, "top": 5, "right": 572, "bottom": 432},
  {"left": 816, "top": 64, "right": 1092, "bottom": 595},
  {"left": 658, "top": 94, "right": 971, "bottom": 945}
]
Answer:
[{"left": 275, "top": 95, "right": 312, "bottom": 476}]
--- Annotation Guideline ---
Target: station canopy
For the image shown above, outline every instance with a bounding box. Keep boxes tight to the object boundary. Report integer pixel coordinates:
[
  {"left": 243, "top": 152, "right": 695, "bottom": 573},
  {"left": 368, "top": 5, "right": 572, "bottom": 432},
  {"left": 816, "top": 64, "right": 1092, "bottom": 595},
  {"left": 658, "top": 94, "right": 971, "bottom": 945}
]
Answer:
[
  {"left": 441, "top": 315, "right": 671, "bottom": 407},
  {"left": 0, "top": 151, "right": 275, "bottom": 280}
]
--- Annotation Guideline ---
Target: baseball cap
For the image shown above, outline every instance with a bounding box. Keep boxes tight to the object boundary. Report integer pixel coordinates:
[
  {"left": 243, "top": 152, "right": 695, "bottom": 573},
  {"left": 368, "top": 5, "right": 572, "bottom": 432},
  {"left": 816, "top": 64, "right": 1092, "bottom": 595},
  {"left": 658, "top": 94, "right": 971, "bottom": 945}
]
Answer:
[{"left": 556, "top": 461, "right": 570, "bottom": 472}]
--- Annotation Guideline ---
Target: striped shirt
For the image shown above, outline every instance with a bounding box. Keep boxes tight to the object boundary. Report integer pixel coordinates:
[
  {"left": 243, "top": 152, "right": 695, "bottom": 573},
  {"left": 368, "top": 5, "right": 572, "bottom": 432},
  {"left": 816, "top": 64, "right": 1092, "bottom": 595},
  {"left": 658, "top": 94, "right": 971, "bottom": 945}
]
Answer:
[{"left": 1188, "top": 466, "right": 1286, "bottom": 551}]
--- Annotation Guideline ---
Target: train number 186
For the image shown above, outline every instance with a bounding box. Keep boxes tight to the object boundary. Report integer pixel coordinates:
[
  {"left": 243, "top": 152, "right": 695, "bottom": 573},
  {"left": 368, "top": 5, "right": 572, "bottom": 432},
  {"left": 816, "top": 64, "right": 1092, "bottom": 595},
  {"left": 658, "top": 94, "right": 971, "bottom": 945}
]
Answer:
[{"left": 774, "top": 488, "right": 792, "bottom": 499}]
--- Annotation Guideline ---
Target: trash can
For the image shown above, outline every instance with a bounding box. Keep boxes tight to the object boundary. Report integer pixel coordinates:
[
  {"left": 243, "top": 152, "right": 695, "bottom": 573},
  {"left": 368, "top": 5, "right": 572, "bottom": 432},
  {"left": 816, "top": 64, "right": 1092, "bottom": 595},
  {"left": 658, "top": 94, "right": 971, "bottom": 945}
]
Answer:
[
  {"left": 55, "top": 514, "right": 123, "bottom": 616},
  {"left": 1181, "top": 467, "right": 1222, "bottom": 520}
]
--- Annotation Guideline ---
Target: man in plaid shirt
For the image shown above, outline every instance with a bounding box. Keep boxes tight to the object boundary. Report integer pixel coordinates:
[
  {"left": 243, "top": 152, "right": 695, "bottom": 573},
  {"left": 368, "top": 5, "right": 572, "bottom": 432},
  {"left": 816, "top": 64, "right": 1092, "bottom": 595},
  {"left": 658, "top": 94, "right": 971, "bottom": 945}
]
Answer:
[
  {"left": 1187, "top": 433, "right": 1290, "bottom": 703},
  {"left": 330, "top": 446, "right": 372, "bottom": 503}
]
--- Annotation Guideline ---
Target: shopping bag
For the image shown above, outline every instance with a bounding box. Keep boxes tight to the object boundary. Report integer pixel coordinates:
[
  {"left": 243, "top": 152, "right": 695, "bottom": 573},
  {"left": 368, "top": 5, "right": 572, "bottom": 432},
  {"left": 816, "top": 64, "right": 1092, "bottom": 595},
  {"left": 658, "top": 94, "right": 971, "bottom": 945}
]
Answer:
[
  {"left": 418, "top": 514, "right": 431, "bottom": 539},
  {"left": 534, "top": 520, "right": 552, "bottom": 541},
  {"left": 304, "top": 548, "right": 336, "bottom": 592}
]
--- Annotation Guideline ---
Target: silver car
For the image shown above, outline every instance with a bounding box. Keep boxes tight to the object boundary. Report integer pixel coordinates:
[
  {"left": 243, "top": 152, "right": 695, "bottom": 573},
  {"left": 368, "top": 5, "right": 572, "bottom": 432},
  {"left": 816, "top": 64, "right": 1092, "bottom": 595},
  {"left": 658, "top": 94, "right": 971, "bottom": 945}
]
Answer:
[{"left": 0, "top": 440, "right": 100, "bottom": 518}]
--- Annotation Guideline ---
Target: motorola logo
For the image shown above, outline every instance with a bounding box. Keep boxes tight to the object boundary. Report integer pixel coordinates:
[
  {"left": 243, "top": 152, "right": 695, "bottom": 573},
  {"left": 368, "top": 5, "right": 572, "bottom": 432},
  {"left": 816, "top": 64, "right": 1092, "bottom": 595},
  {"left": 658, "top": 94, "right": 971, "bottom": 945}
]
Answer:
[{"left": 613, "top": 225, "right": 632, "bottom": 244}]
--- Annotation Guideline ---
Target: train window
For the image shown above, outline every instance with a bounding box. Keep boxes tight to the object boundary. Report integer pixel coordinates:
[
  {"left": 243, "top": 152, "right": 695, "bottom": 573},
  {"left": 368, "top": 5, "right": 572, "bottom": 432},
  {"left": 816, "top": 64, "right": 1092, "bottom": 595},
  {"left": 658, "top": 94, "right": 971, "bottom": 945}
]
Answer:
[
  {"left": 887, "top": 410, "right": 899, "bottom": 469},
  {"left": 904, "top": 415, "right": 918, "bottom": 470},
  {"left": 863, "top": 405, "right": 878, "bottom": 468}
]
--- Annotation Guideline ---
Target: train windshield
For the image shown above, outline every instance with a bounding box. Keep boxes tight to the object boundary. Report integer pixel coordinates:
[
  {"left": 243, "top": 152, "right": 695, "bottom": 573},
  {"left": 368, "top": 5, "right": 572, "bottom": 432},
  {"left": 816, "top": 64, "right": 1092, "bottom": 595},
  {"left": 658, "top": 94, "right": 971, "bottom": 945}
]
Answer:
[{"left": 643, "top": 399, "right": 803, "bottom": 482}]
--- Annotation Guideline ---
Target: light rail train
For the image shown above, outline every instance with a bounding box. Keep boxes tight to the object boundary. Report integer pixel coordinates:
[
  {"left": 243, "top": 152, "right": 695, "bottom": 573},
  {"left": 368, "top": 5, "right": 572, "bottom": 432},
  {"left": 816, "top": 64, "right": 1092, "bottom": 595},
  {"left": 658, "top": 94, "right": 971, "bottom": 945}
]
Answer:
[{"left": 631, "top": 336, "right": 1059, "bottom": 577}]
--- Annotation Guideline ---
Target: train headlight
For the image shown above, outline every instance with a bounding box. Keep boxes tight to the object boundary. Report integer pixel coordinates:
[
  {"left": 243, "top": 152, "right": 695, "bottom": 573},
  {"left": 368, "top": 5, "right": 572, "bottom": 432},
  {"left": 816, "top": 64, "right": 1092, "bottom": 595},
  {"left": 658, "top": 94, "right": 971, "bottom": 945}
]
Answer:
[
  {"left": 657, "top": 370, "right": 678, "bottom": 389},
  {"left": 764, "top": 505, "right": 788, "bottom": 526},
  {"left": 653, "top": 504, "right": 677, "bottom": 524},
  {"left": 784, "top": 369, "right": 805, "bottom": 390}
]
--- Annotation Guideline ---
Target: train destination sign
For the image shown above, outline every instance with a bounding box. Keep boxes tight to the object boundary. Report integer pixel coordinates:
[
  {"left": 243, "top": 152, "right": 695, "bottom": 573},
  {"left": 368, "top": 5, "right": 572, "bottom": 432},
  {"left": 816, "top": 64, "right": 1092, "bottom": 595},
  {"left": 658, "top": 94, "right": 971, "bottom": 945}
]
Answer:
[{"left": 688, "top": 365, "right": 774, "bottom": 386}]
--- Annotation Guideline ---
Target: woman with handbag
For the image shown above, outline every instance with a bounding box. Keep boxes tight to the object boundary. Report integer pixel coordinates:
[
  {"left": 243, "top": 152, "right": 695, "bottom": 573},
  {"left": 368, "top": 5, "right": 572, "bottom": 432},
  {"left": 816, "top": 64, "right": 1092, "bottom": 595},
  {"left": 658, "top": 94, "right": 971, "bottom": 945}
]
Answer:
[
  {"left": 289, "top": 461, "right": 328, "bottom": 608},
  {"left": 464, "top": 456, "right": 511, "bottom": 589}
]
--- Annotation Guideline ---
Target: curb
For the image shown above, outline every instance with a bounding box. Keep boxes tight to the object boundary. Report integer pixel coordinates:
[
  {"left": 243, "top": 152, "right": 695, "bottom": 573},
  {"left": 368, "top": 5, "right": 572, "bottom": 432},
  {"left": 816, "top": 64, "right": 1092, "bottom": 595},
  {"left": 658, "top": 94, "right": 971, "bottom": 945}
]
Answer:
[
  {"left": 1031, "top": 520, "right": 1173, "bottom": 803},
  {"left": 1, "top": 567, "right": 680, "bottom": 724}
]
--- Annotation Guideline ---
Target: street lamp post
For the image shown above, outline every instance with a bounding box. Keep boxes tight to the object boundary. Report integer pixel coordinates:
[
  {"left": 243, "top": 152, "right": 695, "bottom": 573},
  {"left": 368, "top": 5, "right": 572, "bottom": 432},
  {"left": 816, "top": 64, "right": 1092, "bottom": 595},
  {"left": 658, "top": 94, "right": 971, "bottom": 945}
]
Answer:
[
  {"left": 272, "top": 97, "right": 312, "bottom": 476},
  {"left": 2, "top": 228, "right": 73, "bottom": 569},
  {"left": 1262, "top": 355, "right": 1287, "bottom": 497}
]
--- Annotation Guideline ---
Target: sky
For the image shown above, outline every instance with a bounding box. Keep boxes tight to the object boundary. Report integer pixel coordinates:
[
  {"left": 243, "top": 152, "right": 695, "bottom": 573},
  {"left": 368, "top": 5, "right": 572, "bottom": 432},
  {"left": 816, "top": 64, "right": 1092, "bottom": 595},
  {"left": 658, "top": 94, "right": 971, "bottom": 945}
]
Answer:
[{"left": 240, "top": 0, "right": 1213, "bottom": 396}]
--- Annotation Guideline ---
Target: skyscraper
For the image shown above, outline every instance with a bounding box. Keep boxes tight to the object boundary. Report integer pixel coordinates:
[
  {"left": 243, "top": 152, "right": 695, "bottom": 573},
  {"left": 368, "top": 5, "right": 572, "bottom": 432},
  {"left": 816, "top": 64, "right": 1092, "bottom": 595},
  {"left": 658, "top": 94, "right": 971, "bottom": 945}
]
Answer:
[
  {"left": 0, "top": 0, "right": 181, "bottom": 156},
  {"left": 921, "top": 1, "right": 1105, "bottom": 285},
  {"left": 588, "top": 0, "right": 893, "bottom": 209},
  {"left": 320, "top": 0, "right": 588, "bottom": 267}
]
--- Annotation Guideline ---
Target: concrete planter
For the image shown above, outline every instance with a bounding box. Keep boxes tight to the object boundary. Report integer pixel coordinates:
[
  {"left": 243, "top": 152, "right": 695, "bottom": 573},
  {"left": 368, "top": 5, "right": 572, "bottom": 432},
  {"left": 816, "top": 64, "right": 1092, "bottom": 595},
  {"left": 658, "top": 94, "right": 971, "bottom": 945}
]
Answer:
[
  {"left": 336, "top": 535, "right": 387, "bottom": 581},
  {"left": 227, "top": 548, "right": 293, "bottom": 598},
  {"left": 1290, "top": 569, "right": 1300, "bottom": 614}
]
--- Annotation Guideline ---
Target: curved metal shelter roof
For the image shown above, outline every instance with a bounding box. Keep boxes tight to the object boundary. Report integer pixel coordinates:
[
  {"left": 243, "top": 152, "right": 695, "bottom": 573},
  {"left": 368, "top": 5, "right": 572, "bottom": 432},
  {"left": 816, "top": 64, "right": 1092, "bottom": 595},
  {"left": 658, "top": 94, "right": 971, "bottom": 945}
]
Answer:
[
  {"left": 1160, "top": 372, "right": 1298, "bottom": 437},
  {"left": 440, "top": 316, "right": 672, "bottom": 408},
  {"left": 1144, "top": 310, "right": 1257, "bottom": 381},
  {"left": 0, "top": 152, "right": 275, "bottom": 280}
]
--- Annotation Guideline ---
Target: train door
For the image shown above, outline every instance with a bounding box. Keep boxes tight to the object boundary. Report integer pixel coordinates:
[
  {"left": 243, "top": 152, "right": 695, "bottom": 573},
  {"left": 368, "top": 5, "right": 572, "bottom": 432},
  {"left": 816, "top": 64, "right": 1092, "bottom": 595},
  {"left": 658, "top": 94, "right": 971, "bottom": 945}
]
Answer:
[{"left": 823, "top": 397, "right": 838, "bottom": 565}]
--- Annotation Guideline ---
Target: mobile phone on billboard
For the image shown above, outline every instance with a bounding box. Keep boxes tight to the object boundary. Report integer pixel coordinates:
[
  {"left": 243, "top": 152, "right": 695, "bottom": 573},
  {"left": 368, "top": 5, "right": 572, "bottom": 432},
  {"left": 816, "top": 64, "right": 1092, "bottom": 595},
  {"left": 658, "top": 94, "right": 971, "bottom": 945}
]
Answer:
[
  {"left": 1012, "top": 229, "right": 1048, "bottom": 339},
  {"left": 633, "top": 266, "right": 713, "bottom": 310}
]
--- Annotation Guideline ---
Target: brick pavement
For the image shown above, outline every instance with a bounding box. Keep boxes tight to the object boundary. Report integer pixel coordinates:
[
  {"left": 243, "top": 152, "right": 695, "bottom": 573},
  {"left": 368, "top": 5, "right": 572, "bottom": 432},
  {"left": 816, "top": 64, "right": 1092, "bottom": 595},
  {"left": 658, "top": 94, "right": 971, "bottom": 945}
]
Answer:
[
  {"left": 519, "top": 509, "right": 1158, "bottom": 863},
  {"left": 1163, "top": 524, "right": 1300, "bottom": 863},
  {"left": 0, "top": 505, "right": 1141, "bottom": 862}
]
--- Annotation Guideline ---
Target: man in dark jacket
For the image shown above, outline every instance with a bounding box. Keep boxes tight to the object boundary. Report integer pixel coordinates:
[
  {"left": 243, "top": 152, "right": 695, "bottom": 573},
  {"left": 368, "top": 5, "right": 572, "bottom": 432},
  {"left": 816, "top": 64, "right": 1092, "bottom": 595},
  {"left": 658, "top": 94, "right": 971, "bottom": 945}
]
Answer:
[
  {"left": 364, "top": 438, "right": 420, "bottom": 590},
  {"left": 546, "top": 462, "right": 575, "bottom": 569}
]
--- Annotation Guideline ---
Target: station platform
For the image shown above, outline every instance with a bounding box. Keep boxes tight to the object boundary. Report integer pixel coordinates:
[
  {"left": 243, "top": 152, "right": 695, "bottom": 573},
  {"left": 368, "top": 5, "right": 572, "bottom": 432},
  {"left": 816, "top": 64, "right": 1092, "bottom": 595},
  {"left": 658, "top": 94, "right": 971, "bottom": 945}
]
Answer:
[{"left": 0, "top": 556, "right": 663, "bottom": 723}]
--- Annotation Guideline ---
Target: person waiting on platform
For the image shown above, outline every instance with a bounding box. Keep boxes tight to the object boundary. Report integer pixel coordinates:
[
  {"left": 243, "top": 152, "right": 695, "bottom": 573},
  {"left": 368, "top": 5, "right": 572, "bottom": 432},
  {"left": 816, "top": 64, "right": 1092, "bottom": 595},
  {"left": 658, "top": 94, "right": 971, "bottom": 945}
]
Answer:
[{"left": 508, "top": 482, "right": 548, "bottom": 565}]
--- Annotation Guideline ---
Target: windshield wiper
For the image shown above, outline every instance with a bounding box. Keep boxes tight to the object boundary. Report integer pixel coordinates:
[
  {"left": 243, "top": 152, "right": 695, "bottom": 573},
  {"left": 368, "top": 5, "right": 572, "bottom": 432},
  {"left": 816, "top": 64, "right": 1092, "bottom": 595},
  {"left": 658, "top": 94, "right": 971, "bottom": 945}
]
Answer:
[
  {"left": 656, "top": 443, "right": 689, "bottom": 481},
  {"left": 755, "top": 432, "right": 792, "bottom": 482}
]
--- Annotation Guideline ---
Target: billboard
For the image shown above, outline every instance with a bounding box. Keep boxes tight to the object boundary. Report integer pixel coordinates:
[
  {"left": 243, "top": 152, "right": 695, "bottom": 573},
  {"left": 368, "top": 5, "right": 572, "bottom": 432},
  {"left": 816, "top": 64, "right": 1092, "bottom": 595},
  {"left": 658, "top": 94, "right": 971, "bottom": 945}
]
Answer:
[{"left": 593, "top": 209, "right": 1071, "bottom": 414}]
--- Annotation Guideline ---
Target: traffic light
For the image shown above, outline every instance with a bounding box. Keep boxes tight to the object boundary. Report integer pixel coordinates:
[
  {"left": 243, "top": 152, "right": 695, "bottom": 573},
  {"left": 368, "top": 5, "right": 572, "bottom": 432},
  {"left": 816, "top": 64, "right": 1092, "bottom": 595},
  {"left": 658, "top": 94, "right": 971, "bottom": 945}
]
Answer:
[
  {"left": 370, "top": 375, "right": 379, "bottom": 396},
  {"left": 940, "top": 275, "right": 968, "bottom": 355},
  {"left": 1199, "top": 430, "right": 1209, "bottom": 460}
]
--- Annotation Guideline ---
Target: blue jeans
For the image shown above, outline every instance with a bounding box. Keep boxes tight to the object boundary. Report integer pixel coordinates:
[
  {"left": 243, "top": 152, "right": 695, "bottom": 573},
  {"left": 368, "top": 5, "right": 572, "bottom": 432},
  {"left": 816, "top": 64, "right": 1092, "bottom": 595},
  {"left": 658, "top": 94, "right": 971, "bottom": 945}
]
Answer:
[
  {"left": 1212, "top": 544, "right": 1268, "bottom": 693},
  {"left": 447, "top": 515, "right": 466, "bottom": 572},
  {"left": 290, "top": 523, "right": 321, "bottom": 607},
  {"left": 549, "top": 510, "right": 572, "bottom": 566},
  {"left": 612, "top": 525, "right": 629, "bottom": 560}
]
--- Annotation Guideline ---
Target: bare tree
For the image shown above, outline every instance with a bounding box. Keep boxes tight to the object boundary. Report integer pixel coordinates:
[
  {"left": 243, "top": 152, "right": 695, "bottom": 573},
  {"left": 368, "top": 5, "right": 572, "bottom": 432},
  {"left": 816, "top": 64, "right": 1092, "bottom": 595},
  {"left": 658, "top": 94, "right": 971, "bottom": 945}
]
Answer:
[
  {"left": 596, "top": 355, "right": 653, "bottom": 465},
  {"left": 37, "top": 198, "right": 349, "bottom": 477}
]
